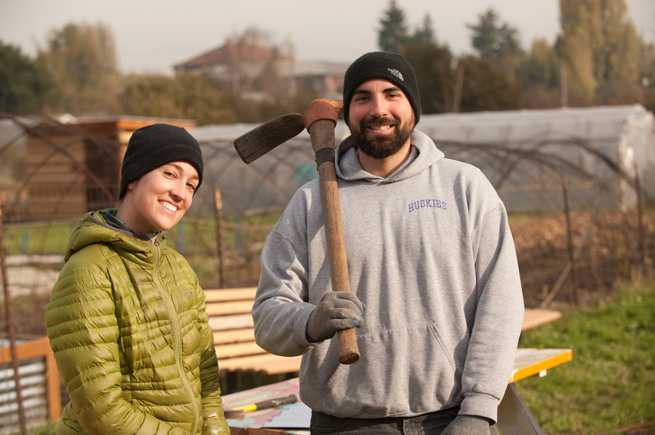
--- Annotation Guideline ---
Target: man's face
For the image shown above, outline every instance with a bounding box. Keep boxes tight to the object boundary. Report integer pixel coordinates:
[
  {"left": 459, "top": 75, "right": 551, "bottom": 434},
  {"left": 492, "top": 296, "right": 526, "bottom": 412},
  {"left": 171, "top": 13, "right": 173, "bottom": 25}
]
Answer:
[{"left": 348, "top": 79, "right": 415, "bottom": 159}]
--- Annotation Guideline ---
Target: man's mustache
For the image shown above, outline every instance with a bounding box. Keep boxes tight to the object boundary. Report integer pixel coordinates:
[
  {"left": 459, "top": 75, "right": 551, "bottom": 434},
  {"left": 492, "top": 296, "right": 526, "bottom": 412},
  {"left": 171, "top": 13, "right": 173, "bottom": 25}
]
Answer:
[{"left": 361, "top": 116, "right": 399, "bottom": 128}]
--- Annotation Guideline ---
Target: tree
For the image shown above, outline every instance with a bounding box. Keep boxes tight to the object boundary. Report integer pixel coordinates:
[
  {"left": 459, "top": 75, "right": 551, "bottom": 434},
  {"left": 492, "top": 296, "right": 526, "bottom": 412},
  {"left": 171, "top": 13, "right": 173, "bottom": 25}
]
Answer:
[
  {"left": 467, "top": 9, "right": 523, "bottom": 63},
  {"left": 378, "top": 0, "right": 411, "bottom": 52},
  {"left": 121, "top": 72, "right": 237, "bottom": 126},
  {"left": 519, "top": 39, "right": 560, "bottom": 88},
  {"left": 559, "top": 0, "right": 640, "bottom": 102},
  {"left": 456, "top": 55, "right": 523, "bottom": 112},
  {"left": 515, "top": 39, "right": 561, "bottom": 108},
  {"left": 37, "top": 22, "right": 121, "bottom": 115},
  {"left": 412, "top": 14, "right": 435, "bottom": 45},
  {"left": 0, "top": 41, "right": 54, "bottom": 113},
  {"left": 401, "top": 38, "right": 455, "bottom": 114},
  {"left": 637, "top": 39, "right": 655, "bottom": 112},
  {"left": 377, "top": 3, "right": 455, "bottom": 114}
]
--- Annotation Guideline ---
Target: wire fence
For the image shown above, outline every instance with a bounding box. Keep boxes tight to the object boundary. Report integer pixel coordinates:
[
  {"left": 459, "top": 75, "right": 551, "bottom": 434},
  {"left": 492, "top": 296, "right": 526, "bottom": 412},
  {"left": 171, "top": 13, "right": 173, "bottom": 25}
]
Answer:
[
  {"left": 1, "top": 114, "right": 653, "bottom": 318},
  {"left": 0, "top": 114, "right": 654, "bottom": 433}
]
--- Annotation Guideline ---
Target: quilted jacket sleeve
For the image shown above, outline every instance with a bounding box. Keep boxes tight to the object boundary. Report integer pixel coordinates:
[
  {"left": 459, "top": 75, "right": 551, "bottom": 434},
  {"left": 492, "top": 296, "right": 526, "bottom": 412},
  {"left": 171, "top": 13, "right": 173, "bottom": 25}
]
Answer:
[
  {"left": 194, "top": 284, "right": 231, "bottom": 434},
  {"left": 46, "top": 252, "right": 186, "bottom": 435}
]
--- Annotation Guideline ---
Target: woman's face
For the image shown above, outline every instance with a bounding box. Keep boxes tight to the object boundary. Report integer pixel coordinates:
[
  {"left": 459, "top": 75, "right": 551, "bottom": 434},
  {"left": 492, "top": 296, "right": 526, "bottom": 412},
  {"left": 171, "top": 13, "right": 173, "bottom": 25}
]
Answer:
[{"left": 119, "top": 161, "right": 199, "bottom": 234}]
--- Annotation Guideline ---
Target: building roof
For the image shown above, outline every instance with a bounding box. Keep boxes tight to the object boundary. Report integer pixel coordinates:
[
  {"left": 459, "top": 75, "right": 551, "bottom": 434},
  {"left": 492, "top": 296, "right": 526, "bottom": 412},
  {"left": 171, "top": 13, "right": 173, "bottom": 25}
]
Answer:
[
  {"left": 175, "top": 40, "right": 288, "bottom": 70},
  {"left": 292, "top": 60, "right": 349, "bottom": 77}
]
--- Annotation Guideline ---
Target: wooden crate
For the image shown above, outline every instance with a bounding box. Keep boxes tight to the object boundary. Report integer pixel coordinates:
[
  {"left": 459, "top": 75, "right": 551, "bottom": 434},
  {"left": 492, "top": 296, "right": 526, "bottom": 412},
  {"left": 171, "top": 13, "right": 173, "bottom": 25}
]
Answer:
[{"left": 0, "top": 336, "right": 61, "bottom": 431}]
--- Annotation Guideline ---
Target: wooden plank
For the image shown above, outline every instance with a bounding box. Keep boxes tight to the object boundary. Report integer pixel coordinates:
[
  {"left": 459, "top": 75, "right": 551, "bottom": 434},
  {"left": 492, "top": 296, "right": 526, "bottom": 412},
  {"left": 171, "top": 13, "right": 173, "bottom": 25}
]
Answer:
[
  {"left": 29, "top": 196, "right": 85, "bottom": 205},
  {"left": 204, "top": 288, "right": 258, "bottom": 302},
  {"left": 522, "top": 309, "right": 562, "bottom": 331},
  {"left": 45, "top": 346, "right": 61, "bottom": 420},
  {"left": 216, "top": 342, "right": 265, "bottom": 359},
  {"left": 509, "top": 348, "right": 573, "bottom": 383},
  {"left": 203, "top": 288, "right": 305, "bottom": 375},
  {"left": 206, "top": 301, "right": 254, "bottom": 316},
  {"left": 218, "top": 354, "right": 301, "bottom": 374},
  {"left": 213, "top": 328, "right": 255, "bottom": 344},
  {"left": 0, "top": 336, "right": 51, "bottom": 363},
  {"left": 26, "top": 153, "right": 84, "bottom": 165},
  {"left": 29, "top": 173, "right": 85, "bottom": 184},
  {"left": 209, "top": 314, "right": 254, "bottom": 331}
]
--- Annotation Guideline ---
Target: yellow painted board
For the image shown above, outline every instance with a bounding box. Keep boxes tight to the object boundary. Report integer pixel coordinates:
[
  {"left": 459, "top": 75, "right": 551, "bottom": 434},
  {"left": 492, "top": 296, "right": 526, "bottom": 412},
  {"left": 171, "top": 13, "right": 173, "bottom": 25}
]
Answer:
[{"left": 509, "top": 348, "right": 573, "bottom": 383}]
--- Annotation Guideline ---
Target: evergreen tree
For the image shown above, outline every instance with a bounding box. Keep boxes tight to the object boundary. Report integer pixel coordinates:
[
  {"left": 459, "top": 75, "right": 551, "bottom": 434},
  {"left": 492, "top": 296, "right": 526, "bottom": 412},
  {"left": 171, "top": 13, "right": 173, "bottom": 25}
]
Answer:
[
  {"left": 401, "top": 39, "right": 455, "bottom": 114},
  {"left": 637, "top": 39, "right": 655, "bottom": 112},
  {"left": 377, "top": 3, "right": 455, "bottom": 114},
  {"left": 412, "top": 14, "right": 435, "bottom": 45},
  {"left": 456, "top": 55, "right": 523, "bottom": 112},
  {"left": 0, "top": 41, "right": 54, "bottom": 113},
  {"left": 378, "top": 0, "right": 410, "bottom": 52},
  {"left": 516, "top": 39, "right": 562, "bottom": 108},
  {"left": 467, "top": 9, "right": 523, "bottom": 63},
  {"left": 520, "top": 39, "right": 560, "bottom": 88}
]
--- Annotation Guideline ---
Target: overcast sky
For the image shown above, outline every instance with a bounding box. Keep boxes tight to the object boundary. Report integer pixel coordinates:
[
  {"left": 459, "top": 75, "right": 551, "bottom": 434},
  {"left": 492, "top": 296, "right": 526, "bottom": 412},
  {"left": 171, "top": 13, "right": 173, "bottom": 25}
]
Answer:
[{"left": 1, "top": 0, "right": 654, "bottom": 75}]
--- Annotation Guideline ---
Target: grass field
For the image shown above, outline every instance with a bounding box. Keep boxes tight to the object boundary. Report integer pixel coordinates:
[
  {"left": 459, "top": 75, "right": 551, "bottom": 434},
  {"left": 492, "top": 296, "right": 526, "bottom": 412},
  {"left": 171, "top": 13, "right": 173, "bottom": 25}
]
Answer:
[{"left": 517, "top": 278, "right": 655, "bottom": 434}]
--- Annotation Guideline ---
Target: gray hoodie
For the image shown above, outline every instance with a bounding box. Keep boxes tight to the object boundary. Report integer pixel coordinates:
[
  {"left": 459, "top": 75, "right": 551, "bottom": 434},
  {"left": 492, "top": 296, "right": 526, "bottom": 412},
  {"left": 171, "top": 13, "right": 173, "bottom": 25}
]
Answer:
[{"left": 252, "top": 129, "right": 524, "bottom": 423}]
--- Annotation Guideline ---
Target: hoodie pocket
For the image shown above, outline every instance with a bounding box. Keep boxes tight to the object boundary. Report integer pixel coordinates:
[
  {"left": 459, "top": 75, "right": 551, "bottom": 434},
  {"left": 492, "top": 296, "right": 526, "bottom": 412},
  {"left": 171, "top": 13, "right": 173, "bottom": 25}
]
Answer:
[{"left": 317, "top": 322, "right": 463, "bottom": 418}]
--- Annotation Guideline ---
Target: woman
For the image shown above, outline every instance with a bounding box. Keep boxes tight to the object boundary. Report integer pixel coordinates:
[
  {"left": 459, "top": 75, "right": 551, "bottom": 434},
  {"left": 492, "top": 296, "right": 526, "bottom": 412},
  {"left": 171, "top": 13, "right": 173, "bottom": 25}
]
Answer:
[{"left": 46, "top": 124, "right": 230, "bottom": 434}]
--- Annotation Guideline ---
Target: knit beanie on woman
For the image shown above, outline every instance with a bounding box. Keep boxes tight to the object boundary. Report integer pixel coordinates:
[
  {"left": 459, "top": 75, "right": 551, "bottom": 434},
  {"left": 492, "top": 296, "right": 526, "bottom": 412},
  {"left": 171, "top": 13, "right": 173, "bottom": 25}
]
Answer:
[{"left": 119, "top": 123, "right": 203, "bottom": 199}]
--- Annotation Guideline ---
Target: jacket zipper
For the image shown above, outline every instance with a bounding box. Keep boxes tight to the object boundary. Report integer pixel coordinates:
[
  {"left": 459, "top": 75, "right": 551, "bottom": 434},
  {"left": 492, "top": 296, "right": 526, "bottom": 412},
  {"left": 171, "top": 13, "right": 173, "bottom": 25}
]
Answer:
[{"left": 153, "top": 238, "right": 200, "bottom": 433}]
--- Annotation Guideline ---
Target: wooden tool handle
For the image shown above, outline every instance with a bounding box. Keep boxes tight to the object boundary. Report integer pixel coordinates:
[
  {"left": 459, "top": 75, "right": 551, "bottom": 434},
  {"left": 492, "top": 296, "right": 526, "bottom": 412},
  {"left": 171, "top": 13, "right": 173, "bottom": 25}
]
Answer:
[{"left": 308, "top": 120, "right": 360, "bottom": 365}]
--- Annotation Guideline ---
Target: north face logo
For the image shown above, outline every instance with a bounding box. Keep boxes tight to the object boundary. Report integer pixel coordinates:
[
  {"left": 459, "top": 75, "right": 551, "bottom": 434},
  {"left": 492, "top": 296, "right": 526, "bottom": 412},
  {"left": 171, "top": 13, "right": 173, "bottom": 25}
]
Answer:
[
  {"left": 388, "top": 68, "right": 404, "bottom": 81},
  {"left": 181, "top": 288, "right": 194, "bottom": 300}
]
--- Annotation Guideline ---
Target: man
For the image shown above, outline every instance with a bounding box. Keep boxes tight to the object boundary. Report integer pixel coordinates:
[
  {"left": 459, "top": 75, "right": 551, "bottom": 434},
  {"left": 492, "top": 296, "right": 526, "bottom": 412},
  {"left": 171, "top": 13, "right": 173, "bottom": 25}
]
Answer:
[{"left": 253, "top": 52, "right": 524, "bottom": 434}]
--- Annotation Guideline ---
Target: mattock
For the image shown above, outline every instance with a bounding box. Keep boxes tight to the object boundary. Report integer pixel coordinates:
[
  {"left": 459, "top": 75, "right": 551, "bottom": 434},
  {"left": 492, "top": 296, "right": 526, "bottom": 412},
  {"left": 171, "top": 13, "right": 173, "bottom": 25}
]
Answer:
[{"left": 234, "top": 99, "right": 360, "bottom": 364}]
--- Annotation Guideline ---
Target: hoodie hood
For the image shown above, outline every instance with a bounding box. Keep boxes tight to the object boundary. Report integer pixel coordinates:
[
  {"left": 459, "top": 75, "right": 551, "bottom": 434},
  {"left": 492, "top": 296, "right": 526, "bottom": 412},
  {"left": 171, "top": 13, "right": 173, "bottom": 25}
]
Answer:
[
  {"left": 64, "top": 210, "right": 162, "bottom": 262},
  {"left": 335, "top": 129, "right": 444, "bottom": 184}
]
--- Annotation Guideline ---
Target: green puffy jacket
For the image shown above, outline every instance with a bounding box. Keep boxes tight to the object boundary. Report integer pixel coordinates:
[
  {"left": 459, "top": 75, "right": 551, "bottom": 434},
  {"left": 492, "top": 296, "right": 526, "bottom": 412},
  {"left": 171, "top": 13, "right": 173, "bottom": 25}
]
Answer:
[{"left": 46, "top": 211, "right": 230, "bottom": 434}]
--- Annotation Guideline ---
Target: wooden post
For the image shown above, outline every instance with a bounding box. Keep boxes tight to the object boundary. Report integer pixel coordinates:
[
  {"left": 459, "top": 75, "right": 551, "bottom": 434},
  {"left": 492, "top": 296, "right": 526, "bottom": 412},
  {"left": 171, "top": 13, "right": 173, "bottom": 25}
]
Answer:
[
  {"left": 45, "top": 344, "right": 61, "bottom": 420},
  {"left": 0, "top": 198, "right": 28, "bottom": 434},
  {"left": 634, "top": 163, "right": 647, "bottom": 271},
  {"left": 214, "top": 188, "right": 225, "bottom": 288},
  {"left": 453, "top": 64, "right": 465, "bottom": 113},
  {"left": 561, "top": 174, "right": 579, "bottom": 304},
  {"left": 560, "top": 61, "right": 569, "bottom": 108}
]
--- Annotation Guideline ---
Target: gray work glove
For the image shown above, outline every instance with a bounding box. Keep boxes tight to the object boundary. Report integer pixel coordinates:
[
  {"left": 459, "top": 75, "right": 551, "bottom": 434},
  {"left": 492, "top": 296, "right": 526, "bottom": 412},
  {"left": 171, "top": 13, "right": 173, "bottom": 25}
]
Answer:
[
  {"left": 306, "top": 291, "right": 365, "bottom": 343},
  {"left": 441, "top": 415, "right": 491, "bottom": 435}
]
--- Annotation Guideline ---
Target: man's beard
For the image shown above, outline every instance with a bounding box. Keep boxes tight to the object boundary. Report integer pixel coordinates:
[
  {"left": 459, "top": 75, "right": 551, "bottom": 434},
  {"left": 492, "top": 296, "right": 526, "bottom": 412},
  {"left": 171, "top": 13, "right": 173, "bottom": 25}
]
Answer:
[{"left": 353, "top": 115, "right": 414, "bottom": 159}]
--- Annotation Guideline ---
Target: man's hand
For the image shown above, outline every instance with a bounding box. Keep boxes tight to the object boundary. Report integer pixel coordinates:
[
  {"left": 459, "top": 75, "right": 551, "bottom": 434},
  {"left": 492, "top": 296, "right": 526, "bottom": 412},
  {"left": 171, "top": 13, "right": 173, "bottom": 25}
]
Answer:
[
  {"left": 306, "top": 291, "right": 365, "bottom": 343},
  {"left": 441, "top": 415, "right": 491, "bottom": 435}
]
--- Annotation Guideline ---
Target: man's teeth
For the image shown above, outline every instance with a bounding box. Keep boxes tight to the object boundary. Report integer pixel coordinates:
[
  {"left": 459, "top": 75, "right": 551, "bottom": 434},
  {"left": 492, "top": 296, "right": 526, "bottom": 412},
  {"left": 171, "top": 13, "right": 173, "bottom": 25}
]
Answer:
[{"left": 161, "top": 202, "right": 177, "bottom": 212}]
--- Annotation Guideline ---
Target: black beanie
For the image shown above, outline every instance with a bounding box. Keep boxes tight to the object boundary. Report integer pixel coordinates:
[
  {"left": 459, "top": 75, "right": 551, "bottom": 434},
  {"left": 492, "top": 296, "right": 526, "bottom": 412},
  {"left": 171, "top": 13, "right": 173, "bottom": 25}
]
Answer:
[
  {"left": 119, "top": 123, "right": 204, "bottom": 199},
  {"left": 343, "top": 51, "right": 421, "bottom": 126}
]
